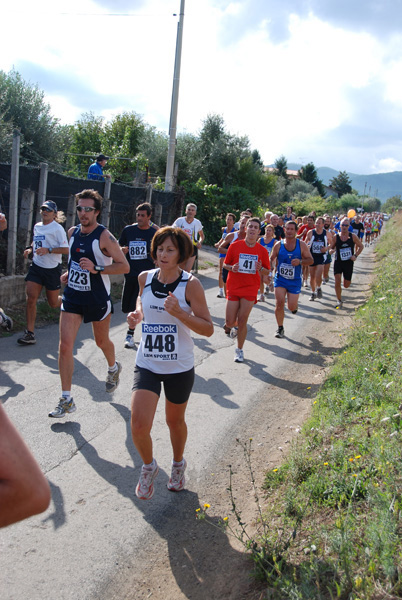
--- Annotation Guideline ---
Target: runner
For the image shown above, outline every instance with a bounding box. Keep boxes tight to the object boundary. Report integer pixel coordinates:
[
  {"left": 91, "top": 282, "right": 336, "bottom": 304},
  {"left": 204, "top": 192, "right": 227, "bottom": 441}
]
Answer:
[
  {"left": 258, "top": 223, "right": 275, "bottom": 300},
  {"left": 297, "top": 214, "right": 315, "bottom": 287},
  {"left": 223, "top": 217, "right": 270, "bottom": 362},
  {"left": 18, "top": 201, "right": 69, "bottom": 345},
  {"left": 282, "top": 206, "right": 294, "bottom": 224},
  {"left": 351, "top": 214, "right": 365, "bottom": 242},
  {"left": 270, "top": 221, "right": 313, "bottom": 338},
  {"left": 214, "top": 213, "right": 236, "bottom": 298},
  {"left": 119, "top": 203, "right": 157, "bottom": 349},
  {"left": 259, "top": 211, "right": 272, "bottom": 236},
  {"left": 364, "top": 216, "right": 372, "bottom": 246},
  {"left": 305, "top": 217, "right": 332, "bottom": 301},
  {"left": 270, "top": 214, "right": 285, "bottom": 240},
  {"left": 329, "top": 217, "right": 364, "bottom": 309},
  {"left": 218, "top": 213, "right": 249, "bottom": 332},
  {"left": 172, "top": 203, "right": 204, "bottom": 272},
  {"left": 48, "top": 189, "right": 129, "bottom": 418},
  {"left": 127, "top": 226, "right": 213, "bottom": 500},
  {"left": 323, "top": 214, "right": 335, "bottom": 284}
]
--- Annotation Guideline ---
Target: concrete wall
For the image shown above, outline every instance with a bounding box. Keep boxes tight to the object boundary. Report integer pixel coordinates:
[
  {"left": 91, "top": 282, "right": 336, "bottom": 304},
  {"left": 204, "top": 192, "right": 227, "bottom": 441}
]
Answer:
[
  {"left": 0, "top": 275, "right": 26, "bottom": 307},
  {"left": 0, "top": 274, "right": 124, "bottom": 308}
]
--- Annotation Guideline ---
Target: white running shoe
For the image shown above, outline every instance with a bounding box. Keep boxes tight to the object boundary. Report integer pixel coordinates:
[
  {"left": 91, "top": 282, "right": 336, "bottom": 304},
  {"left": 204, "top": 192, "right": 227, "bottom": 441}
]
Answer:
[
  {"left": 234, "top": 348, "right": 244, "bottom": 362},
  {"left": 257, "top": 292, "right": 265, "bottom": 302},
  {"left": 48, "top": 397, "right": 76, "bottom": 418},
  {"left": 167, "top": 459, "right": 187, "bottom": 492},
  {"left": 230, "top": 327, "right": 238, "bottom": 339},
  {"left": 136, "top": 462, "right": 159, "bottom": 500},
  {"left": 124, "top": 335, "right": 136, "bottom": 349}
]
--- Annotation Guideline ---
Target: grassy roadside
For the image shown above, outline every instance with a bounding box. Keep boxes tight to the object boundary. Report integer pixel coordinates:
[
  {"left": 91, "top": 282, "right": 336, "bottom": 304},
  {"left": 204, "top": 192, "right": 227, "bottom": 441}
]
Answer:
[{"left": 235, "top": 215, "right": 402, "bottom": 599}]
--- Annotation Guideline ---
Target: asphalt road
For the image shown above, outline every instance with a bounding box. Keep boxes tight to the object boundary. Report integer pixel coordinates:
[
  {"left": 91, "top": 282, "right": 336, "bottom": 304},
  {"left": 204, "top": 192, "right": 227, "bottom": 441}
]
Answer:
[{"left": 0, "top": 245, "right": 375, "bottom": 600}]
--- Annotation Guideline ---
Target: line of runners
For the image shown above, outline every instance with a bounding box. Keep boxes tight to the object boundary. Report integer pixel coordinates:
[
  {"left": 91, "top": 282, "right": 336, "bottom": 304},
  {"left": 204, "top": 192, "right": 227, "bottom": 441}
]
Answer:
[{"left": 2, "top": 193, "right": 380, "bottom": 505}]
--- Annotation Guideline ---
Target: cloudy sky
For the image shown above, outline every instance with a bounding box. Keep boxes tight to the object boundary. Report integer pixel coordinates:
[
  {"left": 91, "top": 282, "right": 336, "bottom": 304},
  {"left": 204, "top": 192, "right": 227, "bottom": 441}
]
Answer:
[{"left": 2, "top": 0, "right": 402, "bottom": 175}]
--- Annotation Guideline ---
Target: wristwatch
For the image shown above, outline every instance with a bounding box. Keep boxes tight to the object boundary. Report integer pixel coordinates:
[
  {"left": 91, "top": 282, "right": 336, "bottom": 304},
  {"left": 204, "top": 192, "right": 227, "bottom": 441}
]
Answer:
[
  {"left": 94, "top": 265, "right": 105, "bottom": 272},
  {"left": 48, "top": 247, "right": 53, "bottom": 254}
]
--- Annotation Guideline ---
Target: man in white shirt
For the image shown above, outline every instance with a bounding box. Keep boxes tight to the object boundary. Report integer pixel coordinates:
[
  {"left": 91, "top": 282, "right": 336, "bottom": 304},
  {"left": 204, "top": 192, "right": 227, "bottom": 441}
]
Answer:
[
  {"left": 172, "top": 203, "right": 204, "bottom": 272},
  {"left": 18, "top": 201, "right": 69, "bottom": 345}
]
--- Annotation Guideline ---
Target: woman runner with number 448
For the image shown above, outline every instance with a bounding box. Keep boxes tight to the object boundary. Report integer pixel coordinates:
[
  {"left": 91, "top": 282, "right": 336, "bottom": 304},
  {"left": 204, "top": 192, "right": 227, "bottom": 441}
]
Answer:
[{"left": 127, "top": 227, "right": 213, "bottom": 500}]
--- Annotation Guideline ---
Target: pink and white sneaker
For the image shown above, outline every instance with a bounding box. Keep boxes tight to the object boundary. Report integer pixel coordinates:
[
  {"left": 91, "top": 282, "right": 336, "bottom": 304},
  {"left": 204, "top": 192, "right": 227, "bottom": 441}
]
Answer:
[{"left": 167, "top": 459, "right": 187, "bottom": 492}]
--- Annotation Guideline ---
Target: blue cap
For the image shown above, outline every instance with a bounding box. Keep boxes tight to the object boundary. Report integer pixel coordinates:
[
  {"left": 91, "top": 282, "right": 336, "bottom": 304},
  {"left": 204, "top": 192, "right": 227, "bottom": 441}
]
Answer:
[{"left": 41, "top": 200, "right": 58, "bottom": 212}]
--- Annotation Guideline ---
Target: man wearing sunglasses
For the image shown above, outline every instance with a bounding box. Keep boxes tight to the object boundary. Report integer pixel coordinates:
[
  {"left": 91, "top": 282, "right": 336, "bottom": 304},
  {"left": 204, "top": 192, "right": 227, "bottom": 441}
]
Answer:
[
  {"left": 329, "top": 217, "right": 363, "bottom": 309},
  {"left": 48, "top": 189, "right": 129, "bottom": 418},
  {"left": 18, "top": 200, "right": 69, "bottom": 345}
]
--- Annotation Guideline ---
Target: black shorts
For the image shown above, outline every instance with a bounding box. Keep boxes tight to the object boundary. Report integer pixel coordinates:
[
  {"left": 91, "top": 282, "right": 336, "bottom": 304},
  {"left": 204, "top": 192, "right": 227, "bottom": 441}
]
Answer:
[
  {"left": 333, "top": 260, "right": 354, "bottom": 281},
  {"left": 222, "top": 267, "right": 228, "bottom": 283},
  {"left": 61, "top": 298, "right": 113, "bottom": 323},
  {"left": 132, "top": 366, "right": 195, "bottom": 405},
  {"left": 122, "top": 275, "right": 140, "bottom": 313},
  {"left": 192, "top": 245, "right": 198, "bottom": 258},
  {"left": 25, "top": 262, "right": 62, "bottom": 291},
  {"left": 324, "top": 253, "right": 332, "bottom": 265},
  {"left": 311, "top": 254, "right": 325, "bottom": 267}
]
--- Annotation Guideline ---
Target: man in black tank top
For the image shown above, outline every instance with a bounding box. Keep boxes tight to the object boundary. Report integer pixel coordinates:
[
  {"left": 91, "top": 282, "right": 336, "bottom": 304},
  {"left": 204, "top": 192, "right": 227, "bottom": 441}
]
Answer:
[
  {"left": 305, "top": 217, "right": 332, "bottom": 301},
  {"left": 48, "top": 189, "right": 130, "bottom": 418},
  {"left": 329, "top": 217, "right": 363, "bottom": 309}
]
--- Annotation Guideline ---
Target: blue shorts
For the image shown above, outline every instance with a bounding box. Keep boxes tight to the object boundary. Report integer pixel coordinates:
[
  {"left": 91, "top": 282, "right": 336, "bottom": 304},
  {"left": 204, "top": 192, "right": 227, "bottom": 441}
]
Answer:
[
  {"left": 61, "top": 298, "right": 113, "bottom": 323},
  {"left": 274, "top": 276, "right": 302, "bottom": 295},
  {"left": 25, "top": 262, "right": 62, "bottom": 291}
]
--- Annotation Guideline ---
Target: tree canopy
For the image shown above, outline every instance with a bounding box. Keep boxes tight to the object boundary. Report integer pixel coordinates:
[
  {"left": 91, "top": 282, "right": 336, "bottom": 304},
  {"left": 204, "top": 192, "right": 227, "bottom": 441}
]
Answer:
[
  {"left": 273, "top": 155, "right": 289, "bottom": 181},
  {"left": 298, "top": 162, "right": 325, "bottom": 196},
  {"left": 0, "top": 69, "right": 70, "bottom": 166},
  {"left": 329, "top": 170, "right": 353, "bottom": 197},
  {"left": 382, "top": 195, "right": 402, "bottom": 213}
]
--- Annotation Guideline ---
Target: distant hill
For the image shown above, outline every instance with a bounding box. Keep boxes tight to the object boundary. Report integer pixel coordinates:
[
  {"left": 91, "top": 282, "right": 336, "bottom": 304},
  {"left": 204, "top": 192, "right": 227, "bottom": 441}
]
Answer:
[{"left": 271, "top": 163, "right": 402, "bottom": 202}]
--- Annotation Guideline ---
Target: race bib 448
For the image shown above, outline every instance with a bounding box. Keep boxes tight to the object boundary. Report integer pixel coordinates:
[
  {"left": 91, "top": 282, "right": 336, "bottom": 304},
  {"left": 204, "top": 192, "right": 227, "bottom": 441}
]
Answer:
[{"left": 142, "top": 323, "right": 178, "bottom": 361}]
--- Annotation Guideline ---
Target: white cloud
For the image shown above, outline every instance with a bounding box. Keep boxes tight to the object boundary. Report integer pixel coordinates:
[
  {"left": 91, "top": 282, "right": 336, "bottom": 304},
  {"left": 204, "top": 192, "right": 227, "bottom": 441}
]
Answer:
[{"left": 372, "top": 158, "right": 402, "bottom": 173}]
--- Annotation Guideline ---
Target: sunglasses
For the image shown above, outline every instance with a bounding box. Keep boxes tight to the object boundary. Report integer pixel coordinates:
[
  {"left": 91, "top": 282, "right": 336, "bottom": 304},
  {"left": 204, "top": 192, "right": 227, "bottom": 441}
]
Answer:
[
  {"left": 341, "top": 223, "right": 350, "bottom": 226},
  {"left": 76, "top": 206, "right": 96, "bottom": 213},
  {"left": 40, "top": 207, "right": 53, "bottom": 212}
]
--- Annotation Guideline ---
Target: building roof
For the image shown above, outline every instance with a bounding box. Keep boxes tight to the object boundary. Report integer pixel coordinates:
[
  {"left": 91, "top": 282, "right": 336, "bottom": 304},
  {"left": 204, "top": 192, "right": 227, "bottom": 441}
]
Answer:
[{"left": 264, "top": 167, "right": 299, "bottom": 179}]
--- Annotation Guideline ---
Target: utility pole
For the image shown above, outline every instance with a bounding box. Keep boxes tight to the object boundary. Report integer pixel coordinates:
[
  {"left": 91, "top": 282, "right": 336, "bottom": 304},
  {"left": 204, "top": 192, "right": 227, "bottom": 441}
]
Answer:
[
  {"left": 362, "top": 181, "right": 367, "bottom": 210},
  {"left": 7, "top": 130, "right": 20, "bottom": 275},
  {"left": 165, "top": 0, "right": 185, "bottom": 192}
]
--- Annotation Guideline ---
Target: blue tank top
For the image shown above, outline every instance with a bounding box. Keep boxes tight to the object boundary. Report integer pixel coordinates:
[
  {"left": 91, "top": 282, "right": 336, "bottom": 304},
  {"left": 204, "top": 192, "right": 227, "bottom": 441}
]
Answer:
[
  {"left": 219, "top": 226, "right": 235, "bottom": 258},
  {"left": 259, "top": 237, "right": 275, "bottom": 254},
  {"left": 64, "top": 224, "right": 113, "bottom": 305},
  {"left": 275, "top": 239, "right": 302, "bottom": 285}
]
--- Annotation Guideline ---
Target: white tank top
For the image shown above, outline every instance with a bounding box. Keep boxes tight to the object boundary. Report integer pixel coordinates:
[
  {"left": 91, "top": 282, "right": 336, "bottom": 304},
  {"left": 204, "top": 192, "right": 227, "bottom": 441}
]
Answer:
[{"left": 135, "top": 269, "right": 194, "bottom": 374}]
